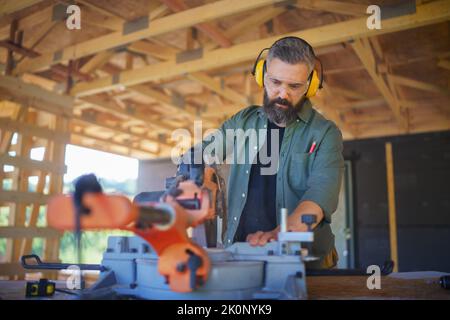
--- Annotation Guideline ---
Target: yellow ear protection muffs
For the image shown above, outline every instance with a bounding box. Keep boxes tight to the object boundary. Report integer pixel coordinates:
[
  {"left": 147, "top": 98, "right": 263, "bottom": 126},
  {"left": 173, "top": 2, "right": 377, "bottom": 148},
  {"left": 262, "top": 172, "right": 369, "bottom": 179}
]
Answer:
[{"left": 251, "top": 36, "right": 323, "bottom": 98}]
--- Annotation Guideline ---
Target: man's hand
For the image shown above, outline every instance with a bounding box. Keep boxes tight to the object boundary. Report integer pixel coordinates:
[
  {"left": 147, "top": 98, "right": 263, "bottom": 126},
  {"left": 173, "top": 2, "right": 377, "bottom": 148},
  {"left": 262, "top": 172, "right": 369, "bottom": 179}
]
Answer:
[
  {"left": 246, "top": 228, "right": 279, "bottom": 246},
  {"left": 245, "top": 201, "right": 325, "bottom": 247}
]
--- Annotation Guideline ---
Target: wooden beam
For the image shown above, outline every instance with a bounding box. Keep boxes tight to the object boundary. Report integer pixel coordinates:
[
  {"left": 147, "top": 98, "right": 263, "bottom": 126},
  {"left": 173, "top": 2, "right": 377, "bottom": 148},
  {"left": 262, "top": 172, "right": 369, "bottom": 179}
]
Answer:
[
  {"left": 160, "top": 0, "right": 249, "bottom": 106},
  {"left": 0, "top": 40, "right": 39, "bottom": 57},
  {"left": 21, "top": 19, "right": 58, "bottom": 54},
  {"left": 0, "top": 226, "right": 62, "bottom": 238},
  {"left": 21, "top": 73, "right": 56, "bottom": 91},
  {"left": 0, "top": 154, "right": 66, "bottom": 175},
  {"left": 325, "top": 64, "right": 365, "bottom": 75},
  {"left": 351, "top": 38, "right": 408, "bottom": 130},
  {"left": 295, "top": 0, "right": 367, "bottom": 17},
  {"left": 18, "top": 73, "right": 176, "bottom": 137},
  {"left": 437, "top": 59, "right": 450, "bottom": 71},
  {"left": 187, "top": 72, "right": 248, "bottom": 106},
  {"left": 130, "top": 84, "right": 200, "bottom": 119},
  {"left": 80, "top": 50, "right": 114, "bottom": 74},
  {"left": 71, "top": 129, "right": 157, "bottom": 156},
  {"left": 0, "top": 0, "right": 44, "bottom": 17},
  {"left": 400, "top": 97, "right": 450, "bottom": 112},
  {"left": 329, "top": 86, "right": 368, "bottom": 101},
  {"left": 93, "top": 61, "right": 204, "bottom": 123},
  {"left": 70, "top": 1, "right": 450, "bottom": 97},
  {"left": 71, "top": 114, "right": 169, "bottom": 150},
  {"left": 0, "top": 263, "right": 25, "bottom": 277},
  {"left": 70, "top": 134, "right": 155, "bottom": 159},
  {"left": 0, "top": 190, "right": 49, "bottom": 205},
  {"left": 0, "top": 75, "right": 73, "bottom": 117},
  {"left": 78, "top": 1, "right": 169, "bottom": 32},
  {"left": 44, "top": 115, "right": 66, "bottom": 265},
  {"left": 313, "top": 83, "right": 356, "bottom": 137},
  {"left": 337, "top": 97, "right": 386, "bottom": 111},
  {"left": 5, "top": 19, "right": 18, "bottom": 76},
  {"left": 203, "top": 7, "right": 286, "bottom": 51},
  {"left": 22, "top": 142, "right": 50, "bottom": 255},
  {"left": 341, "top": 109, "right": 393, "bottom": 124},
  {"left": 128, "top": 40, "right": 248, "bottom": 107},
  {"left": 128, "top": 41, "right": 177, "bottom": 60},
  {"left": 79, "top": 94, "right": 179, "bottom": 133},
  {"left": 0, "top": 3, "right": 53, "bottom": 37},
  {"left": 161, "top": 0, "right": 233, "bottom": 48},
  {"left": 385, "top": 142, "right": 399, "bottom": 272},
  {"left": 0, "top": 118, "right": 70, "bottom": 143},
  {"left": 0, "top": 104, "right": 25, "bottom": 154},
  {"left": 48, "top": 116, "right": 66, "bottom": 195},
  {"left": 388, "top": 74, "right": 450, "bottom": 96},
  {"left": 11, "top": 111, "right": 34, "bottom": 267},
  {"left": 14, "top": 0, "right": 288, "bottom": 74}
]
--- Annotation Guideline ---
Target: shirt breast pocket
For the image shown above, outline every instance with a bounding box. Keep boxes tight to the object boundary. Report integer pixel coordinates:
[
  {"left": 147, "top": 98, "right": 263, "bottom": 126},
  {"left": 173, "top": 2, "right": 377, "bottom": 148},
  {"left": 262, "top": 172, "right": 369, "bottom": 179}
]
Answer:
[{"left": 287, "top": 152, "right": 311, "bottom": 192}]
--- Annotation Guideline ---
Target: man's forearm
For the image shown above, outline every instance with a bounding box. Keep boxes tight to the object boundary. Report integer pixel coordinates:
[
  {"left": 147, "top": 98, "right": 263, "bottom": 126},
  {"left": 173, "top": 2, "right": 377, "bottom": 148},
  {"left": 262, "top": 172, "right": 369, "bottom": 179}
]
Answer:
[{"left": 287, "top": 200, "right": 324, "bottom": 231}]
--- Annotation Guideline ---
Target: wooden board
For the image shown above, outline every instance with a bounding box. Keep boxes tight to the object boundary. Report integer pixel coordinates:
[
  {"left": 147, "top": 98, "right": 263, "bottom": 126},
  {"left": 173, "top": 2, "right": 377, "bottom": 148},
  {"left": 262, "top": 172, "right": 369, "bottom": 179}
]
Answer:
[
  {"left": 306, "top": 274, "right": 450, "bottom": 300},
  {"left": 0, "top": 272, "right": 449, "bottom": 299}
]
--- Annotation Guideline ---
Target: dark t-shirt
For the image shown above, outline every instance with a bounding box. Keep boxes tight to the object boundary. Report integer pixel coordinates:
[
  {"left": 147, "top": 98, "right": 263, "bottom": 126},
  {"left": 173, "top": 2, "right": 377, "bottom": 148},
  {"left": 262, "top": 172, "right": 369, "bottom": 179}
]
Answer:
[{"left": 234, "top": 120, "right": 285, "bottom": 241}]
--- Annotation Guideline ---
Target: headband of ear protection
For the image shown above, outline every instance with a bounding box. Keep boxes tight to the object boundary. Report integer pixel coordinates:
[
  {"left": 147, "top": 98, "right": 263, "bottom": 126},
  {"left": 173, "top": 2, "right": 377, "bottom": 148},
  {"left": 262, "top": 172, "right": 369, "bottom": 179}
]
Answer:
[{"left": 251, "top": 36, "right": 323, "bottom": 98}]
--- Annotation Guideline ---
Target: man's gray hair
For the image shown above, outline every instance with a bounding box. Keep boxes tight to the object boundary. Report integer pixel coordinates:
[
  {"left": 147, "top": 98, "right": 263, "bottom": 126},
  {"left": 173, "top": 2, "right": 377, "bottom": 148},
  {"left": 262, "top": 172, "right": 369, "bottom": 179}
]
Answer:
[{"left": 267, "top": 37, "right": 316, "bottom": 73}]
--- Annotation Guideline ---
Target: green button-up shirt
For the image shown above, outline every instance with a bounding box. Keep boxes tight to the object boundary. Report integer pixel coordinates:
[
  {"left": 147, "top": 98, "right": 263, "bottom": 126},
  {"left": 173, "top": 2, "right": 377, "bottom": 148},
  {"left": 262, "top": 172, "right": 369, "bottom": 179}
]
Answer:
[{"left": 201, "top": 99, "right": 344, "bottom": 266}]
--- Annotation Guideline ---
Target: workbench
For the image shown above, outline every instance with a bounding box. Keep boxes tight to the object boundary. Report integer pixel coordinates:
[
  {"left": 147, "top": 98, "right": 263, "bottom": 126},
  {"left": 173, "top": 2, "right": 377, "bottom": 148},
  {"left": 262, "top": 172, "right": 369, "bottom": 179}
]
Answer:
[{"left": 0, "top": 272, "right": 448, "bottom": 300}]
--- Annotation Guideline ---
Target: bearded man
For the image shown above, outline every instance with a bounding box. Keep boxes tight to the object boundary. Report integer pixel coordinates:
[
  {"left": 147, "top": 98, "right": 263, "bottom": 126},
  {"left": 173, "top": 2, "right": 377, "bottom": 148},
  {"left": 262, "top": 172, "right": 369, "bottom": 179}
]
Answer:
[{"left": 181, "top": 37, "right": 344, "bottom": 269}]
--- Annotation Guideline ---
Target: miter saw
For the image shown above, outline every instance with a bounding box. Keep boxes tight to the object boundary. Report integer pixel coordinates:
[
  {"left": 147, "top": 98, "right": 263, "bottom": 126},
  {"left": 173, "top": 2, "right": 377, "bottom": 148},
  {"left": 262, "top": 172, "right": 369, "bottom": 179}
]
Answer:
[{"left": 21, "top": 164, "right": 317, "bottom": 300}]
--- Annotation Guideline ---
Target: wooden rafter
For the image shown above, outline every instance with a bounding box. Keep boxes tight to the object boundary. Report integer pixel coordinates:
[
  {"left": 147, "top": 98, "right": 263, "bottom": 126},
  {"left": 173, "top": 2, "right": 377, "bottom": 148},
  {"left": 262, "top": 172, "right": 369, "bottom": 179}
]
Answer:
[
  {"left": 130, "top": 84, "right": 207, "bottom": 124},
  {"left": 65, "top": 5, "right": 237, "bottom": 125},
  {"left": 129, "top": 40, "right": 248, "bottom": 106},
  {"left": 437, "top": 59, "right": 450, "bottom": 71},
  {"left": 295, "top": 0, "right": 367, "bottom": 17},
  {"left": 13, "top": 0, "right": 289, "bottom": 74},
  {"left": 388, "top": 74, "right": 450, "bottom": 96},
  {"left": 0, "top": 75, "right": 175, "bottom": 156},
  {"left": 79, "top": 1, "right": 169, "bottom": 32},
  {"left": 69, "top": 1, "right": 450, "bottom": 97},
  {"left": 328, "top": 86, "right": 368, "bottom": 101},
  {"left": 93, "top": 61, "right": 210, "bottom": 126},
  {"left": 21, "top": 72, "right": 178, "bottom": 139},
  {"left": 160, "top": 0, "right": 233, "bottom": 48},
  {"left": 80, "top": 94, "right": 180, "bottom": 133},
  {"left": 0, "top": 75, "right": 73, "bottom": 116},
  {"left": 203, "top": 7, "right": 286, "bottom": 51},
  {"left": 313, "top": 83, "right": 357, "bottom": 138},
  {"left": 71, "top": 128, "right": 157, "bottom": 157},
  {"left": 0, "top": 0, "right": 44, "bottom": 17},
  {"left": 79, "top": 51, "right": 115, "bottom": 74},
  {"left": 71, "top": 113, "right": 170, "bottom": 150},
  {"left": 351, "top": 38, "right": 408, "bottom": 130}
]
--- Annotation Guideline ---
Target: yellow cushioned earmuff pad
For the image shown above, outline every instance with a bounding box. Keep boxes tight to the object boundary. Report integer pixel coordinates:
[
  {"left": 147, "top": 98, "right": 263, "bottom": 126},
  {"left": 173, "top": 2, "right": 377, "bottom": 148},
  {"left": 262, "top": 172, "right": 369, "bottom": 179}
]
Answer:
[
  {"left": 254, "top": 59, "right": 266, "bottom": 88},
  {"left": 305, "top": 69, "right": 319, "bottom": 98}
]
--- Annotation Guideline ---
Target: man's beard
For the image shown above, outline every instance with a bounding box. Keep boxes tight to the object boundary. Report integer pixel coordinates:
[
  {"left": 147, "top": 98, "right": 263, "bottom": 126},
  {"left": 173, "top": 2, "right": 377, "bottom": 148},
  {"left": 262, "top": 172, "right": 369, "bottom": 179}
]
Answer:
[{"left": 263, "top": 90, "right": 304, "bottom": 125}]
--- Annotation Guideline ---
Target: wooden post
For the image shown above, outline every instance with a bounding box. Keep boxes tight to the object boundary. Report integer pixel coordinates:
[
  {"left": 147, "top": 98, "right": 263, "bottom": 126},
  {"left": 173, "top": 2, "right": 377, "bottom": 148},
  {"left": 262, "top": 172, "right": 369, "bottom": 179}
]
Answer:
[
  {"left": 385, "top": 142, "right": 399, "bottom": 272},
  {"left": 2, "top": 104, "right": 26, "bottom": 279},
  {"left": 5, "top": 20, "right": 18, "bottom": 75},
  {"left": 44, "top": 114, "right": 69, "bottom": 268},
  {"left": 21, "top": 141, "right": 51, "bottom": 255},
  {"left": 11, "top": 112, "right": 35, "bottom": 277}
]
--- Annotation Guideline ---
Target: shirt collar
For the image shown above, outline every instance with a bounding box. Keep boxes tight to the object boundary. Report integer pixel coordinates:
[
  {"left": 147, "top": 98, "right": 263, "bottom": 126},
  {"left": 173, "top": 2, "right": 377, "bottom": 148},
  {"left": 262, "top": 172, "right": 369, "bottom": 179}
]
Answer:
[{"left": 297, "top": 98, "right": 313, "bottom": 123}]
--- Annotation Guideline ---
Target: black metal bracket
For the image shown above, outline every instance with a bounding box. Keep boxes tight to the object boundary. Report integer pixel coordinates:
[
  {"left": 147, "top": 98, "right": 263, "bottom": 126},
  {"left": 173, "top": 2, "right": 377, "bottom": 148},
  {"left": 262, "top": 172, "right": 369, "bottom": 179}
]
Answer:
[{"left": 21, "top": 254, "right": 107, "bottom": 272}]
